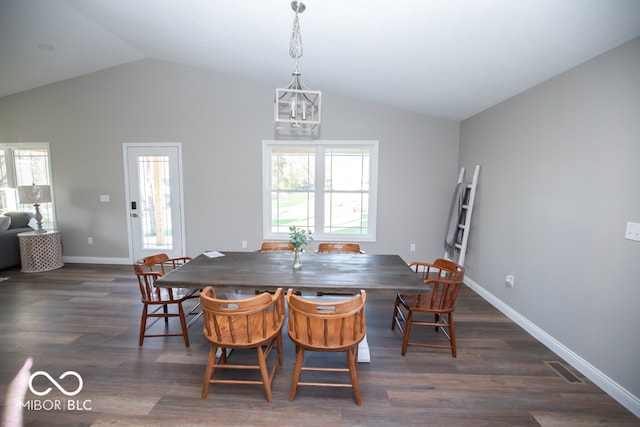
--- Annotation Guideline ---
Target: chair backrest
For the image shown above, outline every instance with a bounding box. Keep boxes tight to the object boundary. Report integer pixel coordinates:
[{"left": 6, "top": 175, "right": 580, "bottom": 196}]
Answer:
[
  {"left": 133, "top": 261, "right": 168, "bottom": 303},
  {"left": 417, "top": 274, "right": 464, "bottom": 313},
  {"left": 199, "top": 287, "right": 285, "bottom": 347},
  {"left": 137, "top": 253, "right": 191, "bottom": 274},
  {"left": 286, "top": 289, "right": 367, "bottom": 350},
  {"left": 409, "top": 258, "right": 464, "bottom": 282},
  {"left": 258, "top": 241, "right": 295, "bottom": 252},
  {"left": 316, "top": 243, "right": 364, "bottom": 254}
]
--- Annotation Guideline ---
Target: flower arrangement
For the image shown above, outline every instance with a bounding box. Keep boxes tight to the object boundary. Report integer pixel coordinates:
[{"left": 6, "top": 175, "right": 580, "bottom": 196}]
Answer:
[{"left": 289, "top": 226, "right": 313, "bottom": 250}]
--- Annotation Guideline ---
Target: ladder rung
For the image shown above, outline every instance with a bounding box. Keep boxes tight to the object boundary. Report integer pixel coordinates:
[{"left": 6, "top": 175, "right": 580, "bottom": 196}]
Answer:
[{"left": 446, "top": 165, "right": 479, "bottom": 267}]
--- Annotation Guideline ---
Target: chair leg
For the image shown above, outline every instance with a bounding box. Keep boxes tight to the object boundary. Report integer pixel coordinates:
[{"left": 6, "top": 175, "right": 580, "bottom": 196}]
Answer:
[
  {"left": 276, "top": 333, "right": 283, "bottom": 366},
  {"left": 139, "top": 305, "right": 148, "bottom": 346},
  {"left": 347, "top": 346, "right": 361, "bottom": 405},
  {"left": 448, "top": 314, "right": 457, "bottom": 358},
  {"left": 401, "top": 310, "right": 413, "bottom": 356},
  {"left": 289, "top": 347, "right": 305, "bottom": 402},
  {"left": 390, "top": 296, "right": 400, "bottom": 330},
  {"left": 202, "top": 345, "right": 218, "bottom": 399},
  {"left": 256, "top": 345, "right": 273, "bottom": 402},
  {"left": 177, "top": 303, "right": 190, "bottom": 347}
]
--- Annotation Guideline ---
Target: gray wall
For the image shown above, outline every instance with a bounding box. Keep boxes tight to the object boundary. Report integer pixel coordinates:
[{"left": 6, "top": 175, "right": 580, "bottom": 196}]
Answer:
[
  {"left": 0, "top": 58, "right": 460, "bottom": 262},
  {"left": 459, "top": 38, "right": 640, "bottom": 411}
]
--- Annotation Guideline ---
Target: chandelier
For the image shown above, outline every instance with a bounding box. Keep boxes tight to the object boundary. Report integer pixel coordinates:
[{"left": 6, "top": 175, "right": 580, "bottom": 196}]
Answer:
[{"left": 274, "top": 1, "right": 321, "bottom": 133}]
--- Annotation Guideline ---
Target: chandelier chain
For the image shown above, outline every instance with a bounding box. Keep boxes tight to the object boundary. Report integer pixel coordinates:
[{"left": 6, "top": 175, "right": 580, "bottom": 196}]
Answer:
[{"left": 289, "top": 11, "right": 303, "bottom": 59}]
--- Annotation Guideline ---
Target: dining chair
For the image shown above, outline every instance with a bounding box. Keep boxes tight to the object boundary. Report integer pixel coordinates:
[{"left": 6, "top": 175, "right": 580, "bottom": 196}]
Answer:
[
  {"left": 316, "top": 242, "right": 365, "bottom": 254},
  {"left": 315, "top": 243, "right": 365, "bottom": 296},
  {"left": 286, "top": 288, "right": 367, "bottom": 405},
  {"left": 200, "top": 287, "right": 285, "bottom": 402},
  {"left": 391, "top": 259, "right": 465, "bottom": 357},
  {"left": 133, "top": 260, "right": 200, "bottom": 347},
  {"left": 257, "top": 241, "right": 295, "bottom": 252}
]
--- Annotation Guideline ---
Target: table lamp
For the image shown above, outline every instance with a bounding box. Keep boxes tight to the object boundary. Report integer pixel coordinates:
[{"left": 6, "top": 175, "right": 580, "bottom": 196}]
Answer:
[{"left": 18, "top": 184, "right": 51, "bottom": 233}]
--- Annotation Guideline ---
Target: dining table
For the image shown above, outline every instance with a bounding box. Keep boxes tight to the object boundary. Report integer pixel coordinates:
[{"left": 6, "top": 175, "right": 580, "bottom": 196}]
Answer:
[
  {"left": 155, "top": 250, "right": 428, "bottom": 362},
  {"left": 154, "top": 250, "right": 426, "bottom": 293}
]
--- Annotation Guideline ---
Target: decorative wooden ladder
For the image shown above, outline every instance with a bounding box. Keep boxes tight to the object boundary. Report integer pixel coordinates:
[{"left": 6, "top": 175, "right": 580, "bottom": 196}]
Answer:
[{"left": 444, "top": 165, "right": 480, "bottom": 266}]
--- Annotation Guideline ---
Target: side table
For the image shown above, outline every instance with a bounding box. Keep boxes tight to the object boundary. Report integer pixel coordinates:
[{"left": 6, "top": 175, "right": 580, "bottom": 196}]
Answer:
[{"left": 17, "top": 230, "right": 64, "bottom": 273}]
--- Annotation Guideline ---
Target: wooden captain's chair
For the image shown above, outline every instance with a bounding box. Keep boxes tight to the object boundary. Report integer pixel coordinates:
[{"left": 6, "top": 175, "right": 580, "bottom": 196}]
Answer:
[
  {"left": 200, "top": 287, "right": 285, "bottom": 402},
  {"left": 391, "top": 259, "right": 465, "bottom": 357},
  {"left": 316, "top": 242, "right": 365, "bottom": 254},
  {"left": 133, "top": 256, "right": 200, "bottom": 347},
  {"left": 315, "top": 243, "right": 365, "bottom": 296},
  {"left": 257, "top": 241, "right": 295, "bottom": 252},
  {"left": 286, "top": 289, "right": 367, "bottom": 405}
]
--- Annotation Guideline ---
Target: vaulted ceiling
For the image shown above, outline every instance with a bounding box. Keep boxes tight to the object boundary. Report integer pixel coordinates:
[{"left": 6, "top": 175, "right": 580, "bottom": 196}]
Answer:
[{"left": 1, "top": 0, "right": 639, "bottom": 120}]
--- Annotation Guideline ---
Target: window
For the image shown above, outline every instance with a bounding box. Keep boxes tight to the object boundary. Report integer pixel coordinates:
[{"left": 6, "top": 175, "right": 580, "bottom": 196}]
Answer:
[
  {"left": 0, "top": 143, "right": 55, "bottom": 229},
  {"left": 263, "top": 140, "right": 378, "bottom": 242}
]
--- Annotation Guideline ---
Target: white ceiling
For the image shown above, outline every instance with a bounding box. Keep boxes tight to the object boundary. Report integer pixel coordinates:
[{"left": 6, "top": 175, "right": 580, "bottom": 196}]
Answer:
[{"left": 1, "top": 0, "right": 639, "bottom": 120}]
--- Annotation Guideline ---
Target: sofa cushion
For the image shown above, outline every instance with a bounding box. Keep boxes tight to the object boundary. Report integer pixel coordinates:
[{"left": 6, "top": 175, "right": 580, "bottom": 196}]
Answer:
[
  {"left": 4, "top": 211, "right": 35, "bottom": 229},
  {"left": 0, "top": 215, "right": 10, "bottom": 232}
]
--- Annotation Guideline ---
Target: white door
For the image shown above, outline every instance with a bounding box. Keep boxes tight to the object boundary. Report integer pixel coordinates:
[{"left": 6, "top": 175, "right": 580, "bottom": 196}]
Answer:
[{"left": 124, "top": 144, "right": 185, "bottom": 261}]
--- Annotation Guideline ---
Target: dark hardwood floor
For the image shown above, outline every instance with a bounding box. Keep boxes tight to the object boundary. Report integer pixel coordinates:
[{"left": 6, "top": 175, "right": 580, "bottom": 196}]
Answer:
[{"left": 0, "top": 264, "right": 637, "bottom": 426}]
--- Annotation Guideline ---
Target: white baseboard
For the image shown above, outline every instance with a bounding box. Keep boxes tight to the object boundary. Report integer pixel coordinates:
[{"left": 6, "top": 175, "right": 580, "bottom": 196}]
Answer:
[
  {"left": 61, "top": 256, "right": 131, "bottom": 265},
  {"left": 464, "top": 276, "right": 640, "bottom": 419}
]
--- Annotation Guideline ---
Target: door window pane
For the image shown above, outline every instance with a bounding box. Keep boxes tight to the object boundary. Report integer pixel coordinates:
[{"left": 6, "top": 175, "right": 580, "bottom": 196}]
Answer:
[{"left": 137, "top": 155, "right": 173, "bottom": 250}]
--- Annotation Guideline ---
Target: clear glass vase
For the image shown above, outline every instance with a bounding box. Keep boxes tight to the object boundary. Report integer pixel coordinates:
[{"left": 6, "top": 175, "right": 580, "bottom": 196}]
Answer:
[{"left": 293, "top": 248, "right": 302, "bottom": 270}]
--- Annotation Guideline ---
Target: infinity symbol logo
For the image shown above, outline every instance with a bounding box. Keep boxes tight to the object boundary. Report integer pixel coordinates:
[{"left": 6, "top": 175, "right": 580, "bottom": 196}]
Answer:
[{"left": 28, "top": 371, "right": 83, "bottom": 397}]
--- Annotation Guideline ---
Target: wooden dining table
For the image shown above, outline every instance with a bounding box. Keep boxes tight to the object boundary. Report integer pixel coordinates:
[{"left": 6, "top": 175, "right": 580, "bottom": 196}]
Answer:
[
  {"left": 155, "top": 251, "right": 427, "bottom": 362},
  {"left": 154, "top": 251, "right": 426, "bottom": 294}
]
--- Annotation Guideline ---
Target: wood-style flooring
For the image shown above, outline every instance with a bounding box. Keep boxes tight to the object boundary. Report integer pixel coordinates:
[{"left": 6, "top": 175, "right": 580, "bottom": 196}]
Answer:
[{"left": 0, "top": 264, "right": 637, "bottom": 426}]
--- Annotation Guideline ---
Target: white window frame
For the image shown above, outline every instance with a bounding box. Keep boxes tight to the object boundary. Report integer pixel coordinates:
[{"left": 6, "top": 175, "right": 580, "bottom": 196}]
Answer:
[
  {"left": 262, "top": 140, "right": 378, "bottom": 242},
  {"left": 0, "top": 142, "right": 56, "bottom": 229}
]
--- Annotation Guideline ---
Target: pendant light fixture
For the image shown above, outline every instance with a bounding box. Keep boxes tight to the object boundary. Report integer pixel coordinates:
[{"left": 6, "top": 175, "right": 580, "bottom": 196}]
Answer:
[{"left": 274, "top": 1, "right": 321, "bottom": 133}]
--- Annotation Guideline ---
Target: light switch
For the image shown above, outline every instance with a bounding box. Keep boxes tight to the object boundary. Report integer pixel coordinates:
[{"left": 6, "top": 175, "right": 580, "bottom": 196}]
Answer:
[
  {"left": 100, "top": 194, "right": 110, "bottom": 202},
  {"left": 625, "top": 222, "right": 640, "bottom": 242}
]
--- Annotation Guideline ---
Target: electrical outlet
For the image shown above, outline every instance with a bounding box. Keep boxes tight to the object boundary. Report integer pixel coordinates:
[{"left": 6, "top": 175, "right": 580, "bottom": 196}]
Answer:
[
  {"left": 241, "top": 240, "right": 247, "bottom": 249},
  {"left": 505, "top": 275, "right": 515, "bottom": 287},
  {"left": 410, "top": 243, "right": 416, "bottom": 252},
  {"left": 88, "top": 237, "right": 93, "bottom": 245},
  {"left": 626, "top": 222, "right": 640, "bottom": 241}
]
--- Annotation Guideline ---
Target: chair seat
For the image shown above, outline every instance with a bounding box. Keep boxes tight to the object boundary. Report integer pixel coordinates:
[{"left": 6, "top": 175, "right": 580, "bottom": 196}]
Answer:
[
  {"left": 148, "top": 287, "right": 198, "bottom": 302},
  {"left": 395, "top": 291, "right": 435, "bottom": 310}
]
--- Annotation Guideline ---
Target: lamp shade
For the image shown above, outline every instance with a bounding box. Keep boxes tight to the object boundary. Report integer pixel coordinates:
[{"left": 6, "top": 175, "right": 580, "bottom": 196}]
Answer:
[{"left": 18, "top": 185, "right": 51, "bottom": 204}]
